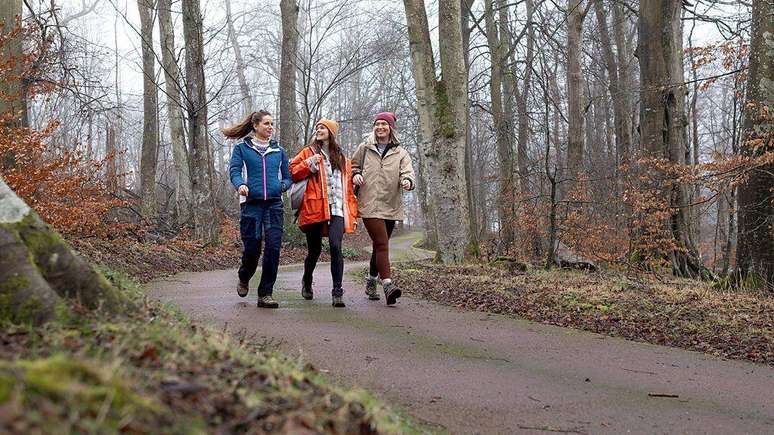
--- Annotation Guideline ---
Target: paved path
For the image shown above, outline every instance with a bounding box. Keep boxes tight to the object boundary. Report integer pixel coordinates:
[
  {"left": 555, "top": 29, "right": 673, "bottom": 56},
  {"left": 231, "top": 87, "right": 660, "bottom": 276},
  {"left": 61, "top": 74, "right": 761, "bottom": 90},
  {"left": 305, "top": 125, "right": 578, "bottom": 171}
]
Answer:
[{"left": 147, "top": 232, "right": 774, "bottom": 434}]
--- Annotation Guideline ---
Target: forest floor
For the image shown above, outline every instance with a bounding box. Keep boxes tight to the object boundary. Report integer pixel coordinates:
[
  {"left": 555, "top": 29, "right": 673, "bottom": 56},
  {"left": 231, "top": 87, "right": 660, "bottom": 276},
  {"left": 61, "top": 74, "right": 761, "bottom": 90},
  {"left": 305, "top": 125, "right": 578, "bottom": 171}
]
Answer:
[
  {"left": 392, "top": 260, "right": 774, "bottom": 366},
  {"left": 146, "top": 232, "right": 774, "bottom": 434}
]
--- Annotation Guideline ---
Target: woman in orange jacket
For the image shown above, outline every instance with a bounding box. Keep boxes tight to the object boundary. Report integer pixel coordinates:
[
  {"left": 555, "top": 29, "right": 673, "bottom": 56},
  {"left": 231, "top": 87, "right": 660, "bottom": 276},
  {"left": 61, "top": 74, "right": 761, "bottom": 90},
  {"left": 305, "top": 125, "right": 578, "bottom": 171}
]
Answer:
[{"left": 289, "top": 119, "right": 358, "bottom": 307}]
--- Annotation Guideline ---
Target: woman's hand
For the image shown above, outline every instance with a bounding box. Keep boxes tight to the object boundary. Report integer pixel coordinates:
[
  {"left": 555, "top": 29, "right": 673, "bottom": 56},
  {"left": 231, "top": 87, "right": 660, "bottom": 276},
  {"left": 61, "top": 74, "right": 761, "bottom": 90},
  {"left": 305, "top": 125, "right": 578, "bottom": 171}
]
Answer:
[
  {"left": 353, "top": 174, "right": 364, "bottom": 186},
  {"left": 238, "top": 184, "right": 249, "bottom": 196},
  {"left": 306, "top": 154, "right": 322, "bottom": 172},
  {"left": 401, "top": 179, "right": 411, "bottom": 191}
]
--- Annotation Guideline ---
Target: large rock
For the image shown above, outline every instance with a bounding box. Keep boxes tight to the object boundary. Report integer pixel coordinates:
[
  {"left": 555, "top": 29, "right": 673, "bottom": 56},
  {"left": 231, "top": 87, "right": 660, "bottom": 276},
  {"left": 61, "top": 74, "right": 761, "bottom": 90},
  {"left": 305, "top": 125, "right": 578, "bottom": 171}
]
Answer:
[{"left": 554, "top": 241, "right": 597, "bottom": 272}]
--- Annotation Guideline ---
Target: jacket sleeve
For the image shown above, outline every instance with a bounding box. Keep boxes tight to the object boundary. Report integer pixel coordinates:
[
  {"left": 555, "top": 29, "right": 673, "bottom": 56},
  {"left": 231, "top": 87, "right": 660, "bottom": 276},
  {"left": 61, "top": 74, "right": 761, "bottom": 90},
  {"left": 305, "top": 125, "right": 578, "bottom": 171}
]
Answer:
[
  {"left": 399, "top": 150, "right": 416, "bottom": 191},
  {"left": 289, "top": 147, "right": 313, "bottom": 182},
  {"left": 351, "top": 144, "right": 365, "bottom": 177},
  {"left": 345, "top": 160, "right": 359, "bottom": 217},
  {"left": 280, "top": 149, "right": 291, "bottom": 192},
  {"left": 228, "top": 144, "right": 245, "bottom": 190}
]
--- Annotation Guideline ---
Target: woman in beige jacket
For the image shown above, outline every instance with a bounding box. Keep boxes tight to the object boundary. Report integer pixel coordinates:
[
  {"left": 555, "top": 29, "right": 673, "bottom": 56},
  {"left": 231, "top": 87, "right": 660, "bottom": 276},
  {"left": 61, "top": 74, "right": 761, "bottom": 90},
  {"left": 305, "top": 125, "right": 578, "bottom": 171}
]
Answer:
[{"left": 351, "top": 112, "right": 415, "bottom": 305}]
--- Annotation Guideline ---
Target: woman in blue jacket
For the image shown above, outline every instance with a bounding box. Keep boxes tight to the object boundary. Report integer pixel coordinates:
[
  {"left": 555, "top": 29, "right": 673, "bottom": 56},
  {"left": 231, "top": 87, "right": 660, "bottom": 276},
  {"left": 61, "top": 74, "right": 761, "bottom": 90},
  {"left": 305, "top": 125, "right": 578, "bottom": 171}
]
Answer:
[{"left": 224, "top": 110, "right": 291, "bottom": 308}]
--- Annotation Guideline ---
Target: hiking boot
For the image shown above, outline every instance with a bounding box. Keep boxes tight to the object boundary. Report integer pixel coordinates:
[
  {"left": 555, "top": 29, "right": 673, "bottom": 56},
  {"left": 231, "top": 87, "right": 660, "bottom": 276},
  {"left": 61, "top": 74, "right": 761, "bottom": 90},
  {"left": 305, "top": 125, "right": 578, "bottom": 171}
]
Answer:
[
  {"left": 383, "top": 282, "right": 402, "bottom": 306},
  {"left": 365, "top": 277, "right": 380, "bottom": 300},
  {"left": 332, "top": 295, "right": 346, "bottom": 308},
  {"left": 237, "top": 280, "right": 249, "bottom": 298},
  {"left": 257, "top": 295, "right": 279, "bottom": 308},
  {"left": 302, "top": 282, "right": 314, "bottom": 300}
]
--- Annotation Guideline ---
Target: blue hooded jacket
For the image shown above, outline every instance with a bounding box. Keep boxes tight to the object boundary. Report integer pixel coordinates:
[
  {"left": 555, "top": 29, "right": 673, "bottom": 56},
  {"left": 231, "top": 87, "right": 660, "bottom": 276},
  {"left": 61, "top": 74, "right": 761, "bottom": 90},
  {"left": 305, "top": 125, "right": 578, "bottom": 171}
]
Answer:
[{"left": 229, "top": 137, "right": 291, "bottom": 203}]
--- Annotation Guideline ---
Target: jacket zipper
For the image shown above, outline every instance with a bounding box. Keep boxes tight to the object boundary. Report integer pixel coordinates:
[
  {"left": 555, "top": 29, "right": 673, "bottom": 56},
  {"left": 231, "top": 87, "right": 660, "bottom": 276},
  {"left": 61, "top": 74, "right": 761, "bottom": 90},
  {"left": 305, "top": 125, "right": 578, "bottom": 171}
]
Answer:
[{"left": 262, "top": 154, "right": 268, "bottom": 200}]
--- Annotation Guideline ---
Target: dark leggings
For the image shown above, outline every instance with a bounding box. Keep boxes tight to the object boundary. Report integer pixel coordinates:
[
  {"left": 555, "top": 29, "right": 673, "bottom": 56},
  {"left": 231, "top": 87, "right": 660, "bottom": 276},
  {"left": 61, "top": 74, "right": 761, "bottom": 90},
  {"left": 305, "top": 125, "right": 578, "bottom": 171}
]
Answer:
[
  {"left": 303, "top": 216, "right": 345, "bottom": 295},
  {"left": 363, "top": 218, "right": 396, "bottom": 279}
]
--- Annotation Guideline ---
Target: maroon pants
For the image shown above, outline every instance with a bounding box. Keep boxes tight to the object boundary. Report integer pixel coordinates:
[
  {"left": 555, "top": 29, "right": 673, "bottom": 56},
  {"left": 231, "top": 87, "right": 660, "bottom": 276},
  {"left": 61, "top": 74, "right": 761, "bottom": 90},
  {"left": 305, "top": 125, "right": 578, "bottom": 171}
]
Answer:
[{"left": 363, "top": 218, "right": 396, "bottom": 279}]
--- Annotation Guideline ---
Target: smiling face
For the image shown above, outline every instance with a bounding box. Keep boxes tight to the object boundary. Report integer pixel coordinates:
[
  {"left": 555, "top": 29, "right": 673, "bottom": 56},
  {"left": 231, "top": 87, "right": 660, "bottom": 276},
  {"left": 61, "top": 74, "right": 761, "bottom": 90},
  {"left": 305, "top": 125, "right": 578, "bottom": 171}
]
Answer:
[
  {"left": 252, "top": 115, "right": 274, "bottom": 140},
  {"left": 373, "top": 120, "right": 391, "bottom": 142},
  {"left": 315, "top": 124, "right": 330, "bottom": 142}
]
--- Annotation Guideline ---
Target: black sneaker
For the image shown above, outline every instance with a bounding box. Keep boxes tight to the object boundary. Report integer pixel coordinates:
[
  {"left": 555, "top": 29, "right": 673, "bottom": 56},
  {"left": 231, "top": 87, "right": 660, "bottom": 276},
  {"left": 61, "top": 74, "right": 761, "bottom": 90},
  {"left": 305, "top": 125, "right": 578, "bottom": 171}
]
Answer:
[
  {"left": 332, "top": 295, "right": 346, "bottom": 308},
  {"left": 365, "top": 277, "right": 380, "bottom": 300},
  {"left": 237, "top": 280, "right": 249, "bottom": 298},
  {"left": 383, "top": 282, "right": 402, "bottom": 306},
  {"left": 257, "top": 295, "right": 279, "bottom": 308},
  {"left": 302, "top": 282, "right": 314, "bottom": 300}
]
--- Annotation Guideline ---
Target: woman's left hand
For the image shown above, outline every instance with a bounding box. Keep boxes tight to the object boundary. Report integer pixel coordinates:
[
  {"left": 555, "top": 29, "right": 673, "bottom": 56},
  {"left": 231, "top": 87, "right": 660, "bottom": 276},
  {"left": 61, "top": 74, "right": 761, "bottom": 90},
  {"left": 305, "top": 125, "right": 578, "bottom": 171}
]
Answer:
[{"left": 401, "top": 179, "right": 411, "bottom": 191}]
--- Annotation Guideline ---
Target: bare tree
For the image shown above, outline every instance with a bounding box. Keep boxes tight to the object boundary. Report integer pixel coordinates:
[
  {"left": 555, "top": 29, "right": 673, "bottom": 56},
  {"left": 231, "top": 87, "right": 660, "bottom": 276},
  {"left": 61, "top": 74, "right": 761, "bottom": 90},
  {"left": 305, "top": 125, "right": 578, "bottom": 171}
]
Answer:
[
  {"left": 593, "top": 0, "right": 631, "bottom": 166},
  {"left": 485, "top": 0, "right": 514, "bottom": 250},
  {"left": 157, "top": 0, "right": 193, "bottom": 225},
  {"left": 225, "top": 0, "right": 252, "bottom": 115},
  {"left": 279, "top": 0, "right": 300, "bottom": 151},
  {"left": 566, "top": 0, "right": 589, "bottom": 178},
  {"left": 137, "top": 0, "right": 159, "bottom": 221},
  {"left": 637, "top": 0, "right": 709, "bottom": 278},
  {"left": 403, "top": 0, "right": 471, "bottom": 263},
  {"left": 182, "top": 0, "right": 219, "bottom": 243},
  {"left": 737, "top": 0, "right": 774, "bottom": 288},
  {"left": 0, "top": 0, "right": 24, "bottom": 170}
]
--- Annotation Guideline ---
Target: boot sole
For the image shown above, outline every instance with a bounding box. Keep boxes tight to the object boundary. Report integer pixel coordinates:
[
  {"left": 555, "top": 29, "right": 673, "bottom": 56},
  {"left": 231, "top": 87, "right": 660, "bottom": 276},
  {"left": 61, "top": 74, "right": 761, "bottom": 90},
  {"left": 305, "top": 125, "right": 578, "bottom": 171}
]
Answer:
[
  {"left": 367, "top": 295, "right": 380, "bottom": 301},
  {"left": 332, "top": 302, "right": 346, "bottom": 307},
  {"left": 257, "top": 302, "right": 279, "bottom": 308},
  {"left": 237, "top": 284, "right": 249, "bottom": 297},
  {"left": 386, "top": 289, "right": 402, "bottom": 305},
  {"left": 302, "top": 294, "right": 314, "bottom": 300}
]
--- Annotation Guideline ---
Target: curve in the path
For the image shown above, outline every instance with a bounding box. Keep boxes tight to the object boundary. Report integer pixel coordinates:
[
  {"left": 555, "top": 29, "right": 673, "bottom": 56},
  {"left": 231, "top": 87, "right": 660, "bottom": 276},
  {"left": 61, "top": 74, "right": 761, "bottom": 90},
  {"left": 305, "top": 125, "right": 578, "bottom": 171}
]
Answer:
[{"left": 147, "top": 232, "right": 774, "bottom": 435}]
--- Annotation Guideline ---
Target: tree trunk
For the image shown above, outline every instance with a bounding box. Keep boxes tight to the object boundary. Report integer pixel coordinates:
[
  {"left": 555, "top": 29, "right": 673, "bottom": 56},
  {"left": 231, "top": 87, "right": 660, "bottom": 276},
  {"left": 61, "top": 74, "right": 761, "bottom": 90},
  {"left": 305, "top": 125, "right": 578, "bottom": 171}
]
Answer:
[
  {"left": 737, "top": 0, "right": 774, "bottom": 288},
  {"left": 612, "top": 1, "right": 633, "bottom": 159},
  {"left": 566, "top": 0, "right": 587, "bottom": 178},
  {"left": 0, "top": 177, "right": 129, "bottom": 324},
  {"left": 105, "top": 123, "right": 118, "bottom": 193},
  {"left": 637, "top": 0, "right": 710, "bottom": 279},
  {"left": 462, "top": 0, "right": 478, "bottom": 252},
  {"left": 137, "top": 0, "right": 159, "bottom": 222},
  {"left": 514, "top": 0, "right": 534, "bottom": 195},
  {"left": 594, "top": 0, "right": 631, "bottom": 167},
  {"left": 225, "top": 0, "right": 252, "bottom": 115},
  {"left": 182, "top": 0, "right": 219, "bottom": 243},
  {"left": 485, "top": 0, "right": 514, "bottom": 251},
  {"left": 403, "top": 0, "right": 471, "bottom": 264},
  {"left": 0, "top": 0, "right": 26, "bottom": 170},
  {"left": 279, "top": 0, "right": 300, "bottom": 152},
  {"left": 158, "top": 0, "right": 193, "bottom": 226}
]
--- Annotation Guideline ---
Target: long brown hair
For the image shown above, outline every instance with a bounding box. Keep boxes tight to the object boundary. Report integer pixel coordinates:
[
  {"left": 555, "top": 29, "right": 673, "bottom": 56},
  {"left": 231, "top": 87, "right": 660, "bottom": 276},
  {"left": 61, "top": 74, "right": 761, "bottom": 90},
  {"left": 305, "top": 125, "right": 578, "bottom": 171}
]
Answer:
[
  {"left": 309, "top": 129, "right": 345, "bottom": 173},
  {"left": 222, "top": 110, "right": 271, "bottom": 139}
]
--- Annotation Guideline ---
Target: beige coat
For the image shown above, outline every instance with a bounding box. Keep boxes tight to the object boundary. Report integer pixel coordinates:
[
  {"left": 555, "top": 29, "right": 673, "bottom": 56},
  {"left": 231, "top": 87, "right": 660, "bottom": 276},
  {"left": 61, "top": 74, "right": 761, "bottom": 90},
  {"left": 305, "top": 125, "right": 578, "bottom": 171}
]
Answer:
[{"left": 351, "top": 133, "right": 415, "bottom": 220}]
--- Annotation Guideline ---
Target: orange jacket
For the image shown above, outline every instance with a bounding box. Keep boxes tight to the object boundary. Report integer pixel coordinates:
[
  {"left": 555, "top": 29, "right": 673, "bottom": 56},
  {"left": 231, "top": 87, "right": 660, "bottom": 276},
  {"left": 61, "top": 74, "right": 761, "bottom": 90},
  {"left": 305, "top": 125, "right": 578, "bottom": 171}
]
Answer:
[{"left": 289, "top": 146, "right": 359, "bottom": 233}]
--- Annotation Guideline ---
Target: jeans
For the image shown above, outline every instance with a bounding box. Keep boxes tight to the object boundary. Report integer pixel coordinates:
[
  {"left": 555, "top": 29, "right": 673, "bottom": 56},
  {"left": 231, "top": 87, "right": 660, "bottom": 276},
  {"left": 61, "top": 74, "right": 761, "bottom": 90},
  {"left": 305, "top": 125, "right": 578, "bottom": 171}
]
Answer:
[{"left": 238, "top": 199, "right": 284, "bottom": 297}]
